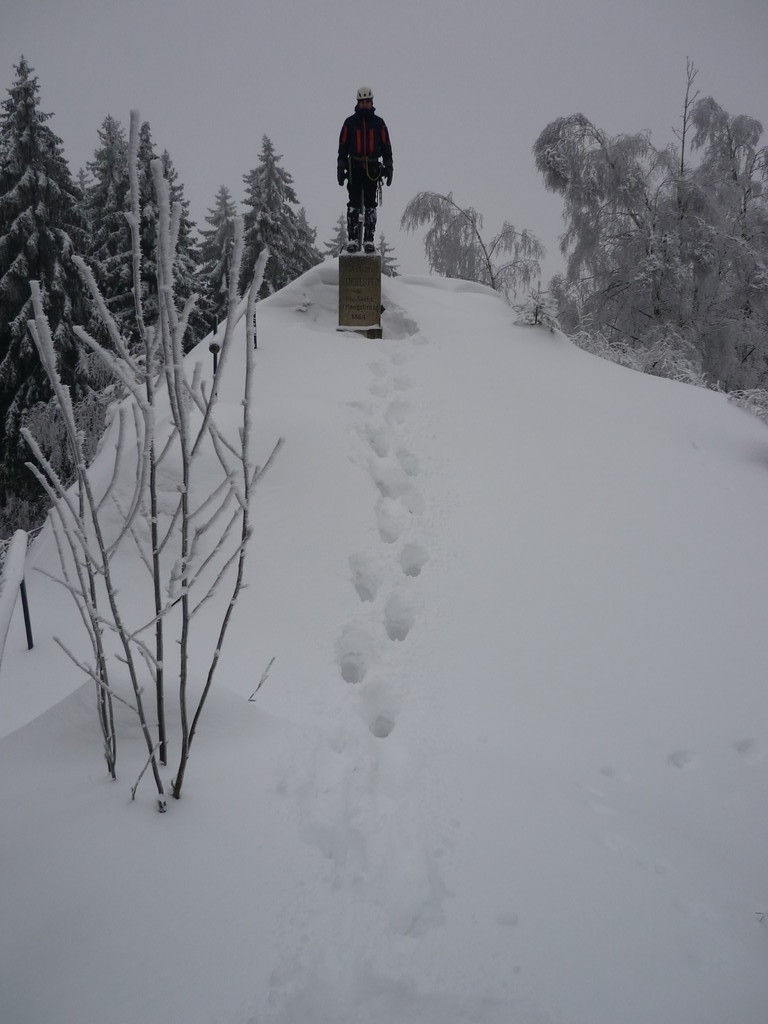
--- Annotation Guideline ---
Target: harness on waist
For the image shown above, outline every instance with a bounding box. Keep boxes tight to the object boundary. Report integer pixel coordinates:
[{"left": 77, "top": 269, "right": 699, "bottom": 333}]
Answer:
[{"left": 349, "top": 155, "right": 383, "bottom": 179}]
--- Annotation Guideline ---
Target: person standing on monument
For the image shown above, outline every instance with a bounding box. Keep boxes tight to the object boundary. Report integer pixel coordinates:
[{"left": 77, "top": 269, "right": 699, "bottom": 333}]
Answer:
[{"left": 337, "top": 86, "right": 393, "bottom": 253}]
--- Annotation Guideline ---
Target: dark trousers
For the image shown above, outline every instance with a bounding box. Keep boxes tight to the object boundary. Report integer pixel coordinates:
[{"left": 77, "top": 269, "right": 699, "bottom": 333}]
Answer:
[{"left": 346, "top": 162, "right": 380, "bottom": 209}]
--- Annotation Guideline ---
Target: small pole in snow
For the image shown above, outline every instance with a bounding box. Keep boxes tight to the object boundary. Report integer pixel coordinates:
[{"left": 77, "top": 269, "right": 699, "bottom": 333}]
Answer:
[
  {"left": 209, "top": 340, "right": 220, "bottom": 375},
  {"left": 19, "top": 578, "right": 33, "bottom": 650}
]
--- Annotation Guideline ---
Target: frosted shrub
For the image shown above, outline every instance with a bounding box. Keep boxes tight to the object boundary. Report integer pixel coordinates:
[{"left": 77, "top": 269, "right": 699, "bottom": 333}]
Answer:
[
  {"left": 0, "top": 493, "right": 48, "bottom": 537},
  {"left": 571, "top": 330, "right": 638, "bottom": 369},
  {"left": 23, "top": 111, "right": 276, "bottom": 809},
  {"left": 24, "top": 387, "right": 116, "bottom": 489},
  {"left": 633, "top": 328, "right": 707, "bottom": 386},
  {"left": 728, "top": 388, "right": 768, "bottom": 426},
  {"left": 572, "top": 327, "right": 706, "bottom": 386},
  {"left": 513, "top": 284, "right": 560, "bottom": 331}
]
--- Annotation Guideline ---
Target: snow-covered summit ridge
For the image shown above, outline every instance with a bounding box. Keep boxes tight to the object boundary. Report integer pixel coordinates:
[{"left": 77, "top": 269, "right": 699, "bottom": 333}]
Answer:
[{"left": 2, "top": 262, "right": 768, "bottom": 1024}]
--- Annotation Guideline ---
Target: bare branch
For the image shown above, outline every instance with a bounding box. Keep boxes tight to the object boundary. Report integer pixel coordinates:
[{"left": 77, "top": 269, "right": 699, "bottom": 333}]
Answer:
[{"left": 249, "top": 657, "right": 276, "bottom": 701}]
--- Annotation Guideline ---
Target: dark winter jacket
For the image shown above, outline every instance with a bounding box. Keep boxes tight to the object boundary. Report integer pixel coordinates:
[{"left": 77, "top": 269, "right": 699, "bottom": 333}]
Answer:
[{"left": 338, "top": 106, "right": 392, "bottom": 167}]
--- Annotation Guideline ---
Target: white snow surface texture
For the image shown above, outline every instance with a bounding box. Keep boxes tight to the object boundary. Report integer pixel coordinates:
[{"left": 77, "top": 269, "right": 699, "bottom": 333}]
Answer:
[{"left": 1, "top": 261, "right": 768, "bottom": 1024}]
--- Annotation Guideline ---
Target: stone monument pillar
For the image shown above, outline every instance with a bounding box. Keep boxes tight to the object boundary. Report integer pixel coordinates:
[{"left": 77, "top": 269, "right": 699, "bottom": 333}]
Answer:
[{"left": 338, "top": 254, "right": 382, "bottom": 338}]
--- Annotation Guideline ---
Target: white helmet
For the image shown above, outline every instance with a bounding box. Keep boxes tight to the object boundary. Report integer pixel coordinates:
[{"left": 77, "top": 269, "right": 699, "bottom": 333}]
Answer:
[{"left": 356, "top": 85, "right": 373, "bottom": 101}]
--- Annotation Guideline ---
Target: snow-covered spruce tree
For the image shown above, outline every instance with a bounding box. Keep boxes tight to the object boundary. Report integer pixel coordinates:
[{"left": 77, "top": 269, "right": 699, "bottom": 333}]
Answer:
[
  {"left": 240, "top": 136, "right": 320, "bottom": 295},
  {"left": 287, "top": 206, "right": 322, "bottom": 281},
  {"left": 83, "top": 115, "right": 133, "bottom": 344},
  {"left": 377, "top": 233, "right": 399, "bottom": 277},
  {"left": 401, "top": 191, "right": 543, "bottom": 298},
  {"left": 0, "top": 57, "right": 91, "bottom": 512},
  {"left": 75, "top": 167, "right": 90, "bottom": 202},
  {"left": 24, "top": 110, "right": 277, "bottom": 808},
  {"left": 323, "top": 214, "right": 347, "bottom": 257},
  {"left": 158, "top": 149, "right": 209, "bottom": 347},
  {"left": 18, "top": 116, "right": 132, "bottom": 528},
  {"left": 199, "top": 184, "right": 237, "bottom": 328},
  {"left": 84, "top": 120, "right": 207, "bottom": 354},
  {"left": 240, "top": 136, "right": 298, "bottom": 295},
  {"left": 126, "top": 119, "right": 162, "bottom": 342}
]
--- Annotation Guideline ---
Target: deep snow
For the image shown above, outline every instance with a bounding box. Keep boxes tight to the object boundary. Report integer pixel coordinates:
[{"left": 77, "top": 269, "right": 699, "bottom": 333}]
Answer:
[{"left": 1, "top": 260, "right": 768, "bottom": 1023}]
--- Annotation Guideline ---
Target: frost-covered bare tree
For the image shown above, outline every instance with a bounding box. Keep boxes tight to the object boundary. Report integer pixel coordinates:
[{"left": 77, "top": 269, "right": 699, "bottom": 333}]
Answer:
[
  {"left": 688, "top": 96, "right": 768, "bottom": 384},
  {"left": 534, "top": 113, "right": 678, "bottom": 327},
  {"left": 401, "top": 191, "right": 543, "bottom": 298},
  {"left": 534, "top": 64, "right": 768, "bottom": 388},
  {"left": 23, "top": 110, "right": 277, "bottom": 809}
]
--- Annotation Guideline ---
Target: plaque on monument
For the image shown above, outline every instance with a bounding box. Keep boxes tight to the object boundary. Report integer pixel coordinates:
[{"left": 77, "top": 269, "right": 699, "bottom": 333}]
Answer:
[{"left": 338, "top": 254, "right": 382, "bottom": 336}]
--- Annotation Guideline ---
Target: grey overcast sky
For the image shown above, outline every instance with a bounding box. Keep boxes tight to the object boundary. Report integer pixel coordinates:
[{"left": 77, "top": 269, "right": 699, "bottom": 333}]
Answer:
[{"left": 1, "top": 0, "right": 767, "bottom": 280}]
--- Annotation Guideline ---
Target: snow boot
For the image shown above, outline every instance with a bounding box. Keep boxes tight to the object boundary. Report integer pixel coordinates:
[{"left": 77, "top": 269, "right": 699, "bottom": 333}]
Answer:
[
  {"left": 346, "top": 207, "right": 361, "bottom": 252},
  {"left": 363, "top": 207, "right": 377, "bottom": 253}
]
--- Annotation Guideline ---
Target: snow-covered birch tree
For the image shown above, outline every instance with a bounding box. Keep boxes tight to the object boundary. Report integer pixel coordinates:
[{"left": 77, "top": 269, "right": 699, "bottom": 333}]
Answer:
[
  {"left": 534, "top": 65, "right": 768, "bottom": 388},
  {"left": 401, "top": 191, "right": 543, "bottom": 298}
]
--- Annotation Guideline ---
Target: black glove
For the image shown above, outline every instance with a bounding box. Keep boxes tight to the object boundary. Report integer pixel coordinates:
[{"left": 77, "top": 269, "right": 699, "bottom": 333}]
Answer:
[
  {"left": 384, "top": 162, "right": 393, "bottom": 187},
  {"left": 337, "top": 159, "right": 347, "bottom": 186}
]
